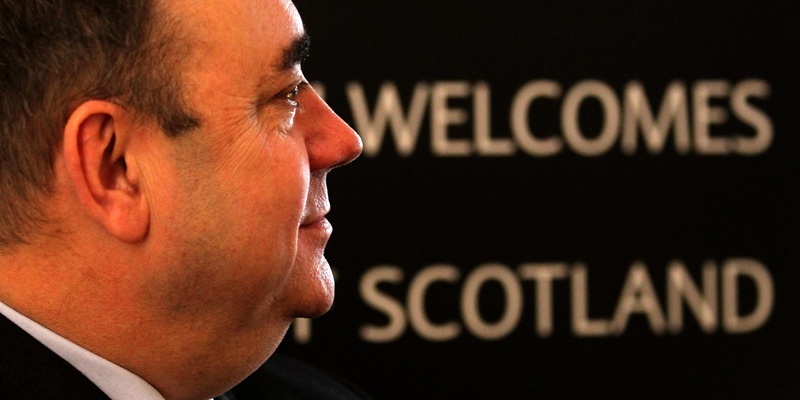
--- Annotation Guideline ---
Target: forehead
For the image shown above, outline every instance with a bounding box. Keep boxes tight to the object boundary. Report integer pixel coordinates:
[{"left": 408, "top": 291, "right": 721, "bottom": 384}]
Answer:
[
  {"left": 168, "top": 0, "right": 302, "bottom": 33},
  {"left": 165, "top": 0, "right": 304, "bottom": 71}
]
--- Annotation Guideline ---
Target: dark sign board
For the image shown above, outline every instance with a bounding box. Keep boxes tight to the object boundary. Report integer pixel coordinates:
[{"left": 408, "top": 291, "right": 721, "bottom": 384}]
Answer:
[{"left": 280, "top": 1, "right": 799, "bottom": 398}]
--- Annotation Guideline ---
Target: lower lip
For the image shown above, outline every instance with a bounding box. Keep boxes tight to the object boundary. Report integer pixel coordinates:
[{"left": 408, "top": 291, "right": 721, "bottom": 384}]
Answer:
[{"left": 300, "top": 218, "right": 332, "bottom": 235}]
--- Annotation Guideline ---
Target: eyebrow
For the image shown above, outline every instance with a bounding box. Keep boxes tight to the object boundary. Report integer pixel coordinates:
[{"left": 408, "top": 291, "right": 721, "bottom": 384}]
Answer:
[{"left": 280, "top": 33, "right": 311, "bottom": 70}]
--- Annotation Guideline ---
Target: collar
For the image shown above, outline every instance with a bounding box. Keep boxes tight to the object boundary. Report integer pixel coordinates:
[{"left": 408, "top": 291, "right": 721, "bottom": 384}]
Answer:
[{"left": 0, "top": 301, "right": 166, "bottom": 400}]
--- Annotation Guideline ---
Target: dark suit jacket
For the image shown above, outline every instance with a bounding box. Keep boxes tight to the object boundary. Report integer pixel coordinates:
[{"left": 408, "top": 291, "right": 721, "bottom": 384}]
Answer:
[{"left": 0, "top": 315, "right": 371, "bottom": 400}]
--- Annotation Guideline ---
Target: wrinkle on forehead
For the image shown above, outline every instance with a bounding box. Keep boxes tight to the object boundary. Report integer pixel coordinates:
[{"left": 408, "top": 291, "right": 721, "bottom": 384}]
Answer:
[
  {"left": 165, "top": 0, "right": 304, "bottom": 58},
  {"left": 164, "top": 0, "right": 306, "bottom": 104}
]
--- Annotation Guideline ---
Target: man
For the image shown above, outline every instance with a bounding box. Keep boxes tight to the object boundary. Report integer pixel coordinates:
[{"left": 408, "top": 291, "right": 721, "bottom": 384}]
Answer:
[{"left": 0, "top": 0, "right": 364, "bottom": 399}]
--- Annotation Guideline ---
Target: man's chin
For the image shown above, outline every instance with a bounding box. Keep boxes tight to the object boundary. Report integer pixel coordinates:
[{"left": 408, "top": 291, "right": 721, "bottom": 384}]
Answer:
[
  {"left": 302, "top": 261, "right": 336, "bottom": 317},
  {"left": 283, "top": 257, "right": 336, "bottom": 319}
]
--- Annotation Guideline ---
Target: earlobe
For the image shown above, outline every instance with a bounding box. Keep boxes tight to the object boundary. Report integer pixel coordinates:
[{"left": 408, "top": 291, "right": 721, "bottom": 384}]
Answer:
[{"left": 62, "top": 101, "right": 150, "bottom": 243}]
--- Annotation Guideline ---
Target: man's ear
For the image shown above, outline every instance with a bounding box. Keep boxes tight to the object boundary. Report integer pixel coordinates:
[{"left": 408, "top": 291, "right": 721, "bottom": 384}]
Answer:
[{"left": 62, "top": 100, "right": 150, "bottom": 243}]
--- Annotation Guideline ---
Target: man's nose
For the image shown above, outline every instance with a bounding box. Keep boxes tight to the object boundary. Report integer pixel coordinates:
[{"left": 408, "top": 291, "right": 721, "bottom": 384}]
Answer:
[{"left": 301, "top": 87, "right": 363, "bottom": 171}]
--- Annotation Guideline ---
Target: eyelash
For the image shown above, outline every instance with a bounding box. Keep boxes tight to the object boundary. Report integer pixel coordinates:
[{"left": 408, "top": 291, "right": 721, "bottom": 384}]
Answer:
[
  {"left": 286, "top": 85, "right": 300, "bottom": 106},
  {"left": 285, "top": 81, "right": 308, "bottom": 107},
  {"left": 253, "top": 82, "right": 308, "bottom": 116}
]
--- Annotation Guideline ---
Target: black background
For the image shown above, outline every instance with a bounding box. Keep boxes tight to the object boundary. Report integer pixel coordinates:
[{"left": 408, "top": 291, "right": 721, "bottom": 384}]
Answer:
[{"left": 278, "top": 1, "right": 800, "bottom": 398}]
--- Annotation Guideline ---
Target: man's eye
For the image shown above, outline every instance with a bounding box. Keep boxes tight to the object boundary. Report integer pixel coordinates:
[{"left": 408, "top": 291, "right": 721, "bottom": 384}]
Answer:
[{"left": 286, "top": 85, "right": 300, "bottom": 106}]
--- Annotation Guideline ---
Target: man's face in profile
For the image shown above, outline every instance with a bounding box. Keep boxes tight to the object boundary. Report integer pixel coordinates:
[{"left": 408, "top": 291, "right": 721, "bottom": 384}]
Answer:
[{"left": 131, "top": 0, "right": 361, "bottom": 385}]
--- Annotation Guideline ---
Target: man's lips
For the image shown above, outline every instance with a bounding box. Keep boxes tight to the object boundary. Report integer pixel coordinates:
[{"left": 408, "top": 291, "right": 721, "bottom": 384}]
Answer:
[
  {"left": 299, "top": 216, "right": 333, "bottom": 242},
  {"left": 300, "top": 211, "right": 331, "bottom": 228}
]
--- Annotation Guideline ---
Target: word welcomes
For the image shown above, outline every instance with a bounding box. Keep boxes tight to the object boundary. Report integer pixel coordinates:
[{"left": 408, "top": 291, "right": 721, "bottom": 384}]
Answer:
[
  {"left": 316, "top": 79, "right": 772, "bottom": 158},
  {"left": 293, "top": 258, "right": 774, "bottom": 343}
]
